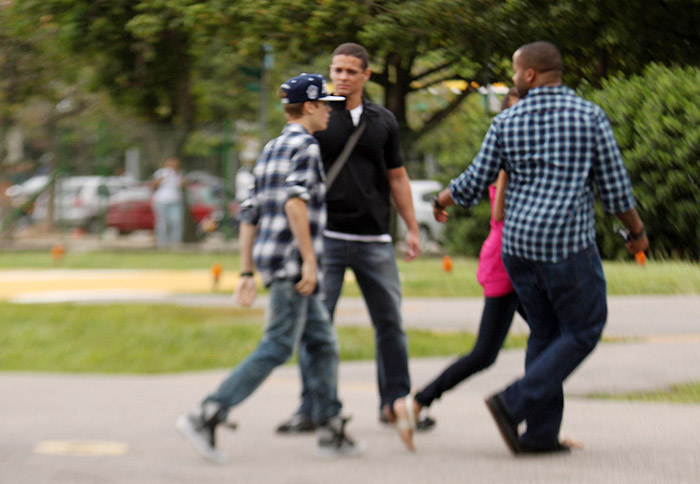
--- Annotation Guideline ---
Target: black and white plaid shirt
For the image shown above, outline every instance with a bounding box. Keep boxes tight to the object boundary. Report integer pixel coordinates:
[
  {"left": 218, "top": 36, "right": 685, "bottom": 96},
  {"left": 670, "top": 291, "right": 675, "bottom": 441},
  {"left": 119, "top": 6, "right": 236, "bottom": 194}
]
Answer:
[
  {"left": 239, "top": 123, "right": 326, "bottom": 286},
  {"left": 449, "top": 86, "right": 636, "bottom": 262}
]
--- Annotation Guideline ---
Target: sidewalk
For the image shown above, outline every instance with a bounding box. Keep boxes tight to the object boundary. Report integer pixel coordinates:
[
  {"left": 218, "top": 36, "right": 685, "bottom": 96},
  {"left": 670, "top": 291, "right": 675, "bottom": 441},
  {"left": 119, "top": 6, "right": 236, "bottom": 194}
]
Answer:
[
  {"left": 2, "top": 343, "right": 700, "bottom": 484},
  {"left": 1, "top": 270, "right": 699, "bottom": 483}
]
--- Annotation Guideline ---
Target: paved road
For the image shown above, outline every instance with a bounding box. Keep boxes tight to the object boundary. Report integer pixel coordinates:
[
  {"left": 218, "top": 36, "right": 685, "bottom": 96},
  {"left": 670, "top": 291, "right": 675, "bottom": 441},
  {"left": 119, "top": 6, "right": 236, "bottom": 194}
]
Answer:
[{"left": 1, "top": 270, "right": 699, "bottom": 483}]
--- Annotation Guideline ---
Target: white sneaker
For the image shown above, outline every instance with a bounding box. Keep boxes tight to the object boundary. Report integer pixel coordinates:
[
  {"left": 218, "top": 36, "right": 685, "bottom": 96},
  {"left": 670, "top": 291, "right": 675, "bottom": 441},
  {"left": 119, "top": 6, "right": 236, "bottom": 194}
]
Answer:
[
  {"left": 314, "top": 416, "right": 365, "bottom": 458},
  {"left": 176, "top": 403, "right": 228, "bottom": 464}
]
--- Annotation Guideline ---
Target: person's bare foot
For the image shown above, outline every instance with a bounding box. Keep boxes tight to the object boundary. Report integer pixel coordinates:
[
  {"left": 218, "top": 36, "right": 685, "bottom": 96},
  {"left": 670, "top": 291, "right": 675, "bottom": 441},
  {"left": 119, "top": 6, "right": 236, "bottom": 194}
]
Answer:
[{"left": 392, "top": 395, "right": 421, "bottom": 451}]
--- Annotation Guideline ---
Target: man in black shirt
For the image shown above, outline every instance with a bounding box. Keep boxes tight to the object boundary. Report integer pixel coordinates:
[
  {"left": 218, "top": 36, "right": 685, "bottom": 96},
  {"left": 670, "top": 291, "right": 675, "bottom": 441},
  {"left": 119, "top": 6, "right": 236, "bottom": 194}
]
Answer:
[{"left": 277, "top": 43, "right": 435, "bottom": 435}]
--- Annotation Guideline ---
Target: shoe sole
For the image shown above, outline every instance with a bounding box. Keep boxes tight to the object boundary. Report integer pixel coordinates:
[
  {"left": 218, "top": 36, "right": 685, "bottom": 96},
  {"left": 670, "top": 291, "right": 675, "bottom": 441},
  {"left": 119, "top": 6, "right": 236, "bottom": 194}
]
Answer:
[
  {"left": 484, "top": 396, "right": 521, "bottom": 455},
  {"left": 176, "top": 415, "right": 229, "bottom": 464}
]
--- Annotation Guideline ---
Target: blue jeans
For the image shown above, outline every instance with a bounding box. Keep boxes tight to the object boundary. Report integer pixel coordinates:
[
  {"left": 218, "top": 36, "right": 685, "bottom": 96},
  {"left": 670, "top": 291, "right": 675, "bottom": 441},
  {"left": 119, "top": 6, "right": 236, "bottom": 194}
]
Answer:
[
  {"left": 298, "top": 237, "right": 411, "bottom": 416},
  {"left": 206, "top": 280, "right": 341, "bottom": 424},
  {"left": 153, "top": 200, "right": 183, "bottom": 247},
  {"left": 415, "top": 291, "right": 524, "bottom": 407},
  {"left": 501, "top": 245, "right": 607, "bottom": 449}
]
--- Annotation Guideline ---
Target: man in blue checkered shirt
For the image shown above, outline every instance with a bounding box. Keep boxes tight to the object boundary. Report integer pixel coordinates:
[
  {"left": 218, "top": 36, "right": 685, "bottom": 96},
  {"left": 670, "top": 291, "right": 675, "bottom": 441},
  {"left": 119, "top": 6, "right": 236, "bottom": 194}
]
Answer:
[
  {"left": 431, "top": 41, "right": 649, "bottom": 455},
  {"left": 176, "top": 74, "right": 364, "bottom": 462}
]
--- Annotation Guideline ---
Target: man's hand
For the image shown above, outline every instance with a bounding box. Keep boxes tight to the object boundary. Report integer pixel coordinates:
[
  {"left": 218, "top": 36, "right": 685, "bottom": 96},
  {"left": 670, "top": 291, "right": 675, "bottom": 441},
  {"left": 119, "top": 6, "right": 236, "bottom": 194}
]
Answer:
[
  {"left": 295, "top": 258, "right": 318, "bottom": 295},
  {"left": 431, "top": 188, "right": 452, "bottom": 223},
  {"left": 234, "top": 276, "right": 257, "bottom": 307},
  {"left": 403, "top": 229, "right": 421, "bottom": 261},
  {"left": 625, "top": 234, "right": 649, "bottom": 257},
  {"left": 432, "top": 206, "right": 449, "bottom": 223}
]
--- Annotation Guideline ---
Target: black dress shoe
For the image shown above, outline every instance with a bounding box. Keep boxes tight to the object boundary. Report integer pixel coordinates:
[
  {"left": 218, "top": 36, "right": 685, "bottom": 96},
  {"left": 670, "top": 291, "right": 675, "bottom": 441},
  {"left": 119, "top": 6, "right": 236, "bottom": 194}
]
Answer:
[
  {"left": 276, "top": 414, "right": 316, "bottom": 434},
  {"left": 485, "top": 394, "right": 522, "bottom": 454}
]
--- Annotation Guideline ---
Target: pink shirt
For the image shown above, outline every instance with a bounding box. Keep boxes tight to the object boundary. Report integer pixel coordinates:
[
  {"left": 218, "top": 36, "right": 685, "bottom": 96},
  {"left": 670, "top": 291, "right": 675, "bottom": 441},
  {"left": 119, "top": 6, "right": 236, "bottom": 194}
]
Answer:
[{"left": 476, "top": 184, "right": 514, "bottom": 297}]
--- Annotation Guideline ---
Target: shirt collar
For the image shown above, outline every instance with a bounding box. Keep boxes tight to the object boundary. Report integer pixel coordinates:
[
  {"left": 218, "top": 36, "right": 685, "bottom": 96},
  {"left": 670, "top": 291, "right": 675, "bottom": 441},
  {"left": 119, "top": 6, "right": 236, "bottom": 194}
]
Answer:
[
  {"left": 525, "top": 85, "right": 574, "bottom": 98},
  {"left": 283, "top": 122, "right": 310, "bottom": 135}
]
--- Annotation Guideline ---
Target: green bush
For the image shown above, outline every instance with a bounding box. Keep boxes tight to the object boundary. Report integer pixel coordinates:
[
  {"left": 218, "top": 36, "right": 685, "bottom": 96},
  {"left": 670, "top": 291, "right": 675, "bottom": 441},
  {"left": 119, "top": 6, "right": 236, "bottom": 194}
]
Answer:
[
  {"left": 416, "top": 94, "right": 495, "bottom": 256},
  {"left": 444, "top": 199, "right": 491, "bottom": 257},
  {"left": 584, "top": 64, "right": 700, "bottom": 260}
]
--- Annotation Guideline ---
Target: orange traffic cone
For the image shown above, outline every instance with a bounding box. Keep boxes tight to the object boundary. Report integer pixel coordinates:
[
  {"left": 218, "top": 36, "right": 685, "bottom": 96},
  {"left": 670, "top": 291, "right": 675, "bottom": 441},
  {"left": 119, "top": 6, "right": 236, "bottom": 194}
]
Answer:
[
  {"left": 211, "top": 263, "right": 223, "bottom": 290},
  {"left": 51, "top": 244, "right": 66, "bottom": 265},
  {"left": 635, "top": 252, "right": 646, "bottom": 266},
  {"left": 442, "top": 255, "right": 452, "bottom": 272}
]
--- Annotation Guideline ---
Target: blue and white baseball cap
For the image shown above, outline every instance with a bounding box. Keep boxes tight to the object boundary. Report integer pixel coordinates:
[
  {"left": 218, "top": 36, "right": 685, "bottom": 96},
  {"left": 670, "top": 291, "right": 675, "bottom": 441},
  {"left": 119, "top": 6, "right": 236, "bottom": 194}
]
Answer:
[{"left": 279, "top": 73, "right": 345, "bottom": 104}]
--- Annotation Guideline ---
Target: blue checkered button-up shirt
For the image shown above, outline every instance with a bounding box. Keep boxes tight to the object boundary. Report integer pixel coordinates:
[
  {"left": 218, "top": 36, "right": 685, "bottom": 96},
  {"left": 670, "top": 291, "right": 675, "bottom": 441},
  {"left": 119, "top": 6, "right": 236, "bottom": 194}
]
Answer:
[
  {"left": 449, "top": 86, "right": 636, "bottom": 262},
  {"left": 239, "top": 123, "right": 326, "bottom": 286}
]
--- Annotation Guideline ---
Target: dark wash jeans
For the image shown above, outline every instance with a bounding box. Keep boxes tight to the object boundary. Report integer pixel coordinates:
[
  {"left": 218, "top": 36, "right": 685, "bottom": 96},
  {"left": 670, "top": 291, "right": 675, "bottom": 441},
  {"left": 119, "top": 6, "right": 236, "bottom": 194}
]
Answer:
[
  {"left": 415, "top": 291, "right": 524, "bottom": 407},
  {"left": 298, "top": 236, "right": 411, "bottom": 416},
  {"left": 501, "top": 245, "right": 607, "bottom": 449}
]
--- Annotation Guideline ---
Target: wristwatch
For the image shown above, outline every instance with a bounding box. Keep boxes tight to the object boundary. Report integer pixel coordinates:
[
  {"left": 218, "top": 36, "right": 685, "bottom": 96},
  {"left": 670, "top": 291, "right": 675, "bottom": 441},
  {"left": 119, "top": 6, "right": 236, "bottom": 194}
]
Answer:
[
  {"left": 629, "top": 226, "right": 646, "bottom": 241},
  {"left": 431, "top": 195, "right": 444, "bottom": 211}
]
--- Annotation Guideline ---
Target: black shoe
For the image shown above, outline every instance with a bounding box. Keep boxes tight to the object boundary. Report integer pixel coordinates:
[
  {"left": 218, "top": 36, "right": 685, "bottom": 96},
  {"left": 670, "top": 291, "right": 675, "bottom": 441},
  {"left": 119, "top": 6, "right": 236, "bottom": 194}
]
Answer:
[
  {"left": 485, "top": 394, "right": 522, "bottom": 454},
  {"left": 416, "top": 412, "right": 436, "bottom": 432},
  {"left": 378, "top": 408, "right": 436, "bottom": 432},
  {"left": 520, "top": 441, "right": 572, "bottom": 455},
  {"left": 276, "top": 413, "right": 316, "bottom": 434},
  {"left": 379, "top": 411, "right": 391, "bottom": 425},
  {"left": 176, "top": 402, "right": 228, "bottom": 464},
  {"left": 314, "top": 415, "right": 365, "bottom": 458}
]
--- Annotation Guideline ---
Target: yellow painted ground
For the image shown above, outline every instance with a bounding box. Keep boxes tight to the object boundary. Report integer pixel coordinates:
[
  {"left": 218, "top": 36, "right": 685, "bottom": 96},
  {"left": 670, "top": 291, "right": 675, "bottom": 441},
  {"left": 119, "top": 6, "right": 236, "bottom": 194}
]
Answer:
[{"left": 0, "top": 270, "right": 241, "bottom": 299}]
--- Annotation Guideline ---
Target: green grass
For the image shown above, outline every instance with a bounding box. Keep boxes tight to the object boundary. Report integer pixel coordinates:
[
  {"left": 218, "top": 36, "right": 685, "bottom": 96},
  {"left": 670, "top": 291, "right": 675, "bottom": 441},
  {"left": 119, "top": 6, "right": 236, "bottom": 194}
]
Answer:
[
  {"left": 0, "top": 302, "right": 527, "bottom": 374},
  {"left": 1, "top": 250, "right": 699, "bottom": 297},
  {"left": 592, "top": 382, "right": 700, "bottom": 404},
  {"left": 2, "top": 300, "right": 696, "bottom": 404},
  {"left": 0, "top": 250, "right": 241, "bottom": 271},
  {"left": 2, "top": 251, "right": 697, "bottom": 404}
]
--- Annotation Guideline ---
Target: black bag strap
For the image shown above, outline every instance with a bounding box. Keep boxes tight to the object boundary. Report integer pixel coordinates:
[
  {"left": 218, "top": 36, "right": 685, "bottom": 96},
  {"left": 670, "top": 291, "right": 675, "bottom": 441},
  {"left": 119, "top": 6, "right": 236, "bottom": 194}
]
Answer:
[{"left": 325, "top": 120, "right": 366, "bottom": 190}]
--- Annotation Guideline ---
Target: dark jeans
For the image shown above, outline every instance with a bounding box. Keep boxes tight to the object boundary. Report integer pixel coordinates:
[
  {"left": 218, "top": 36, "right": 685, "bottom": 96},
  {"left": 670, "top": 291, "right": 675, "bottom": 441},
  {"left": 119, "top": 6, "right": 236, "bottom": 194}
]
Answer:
[
  {"left": 297, "top": 237, "right": 411, "bottom": 416},
  {"left": 500, "top": 245, "right": 607, "bottom": 449},
  {"left": 415, "top": 291, "right": 525, "bottom": 407}
]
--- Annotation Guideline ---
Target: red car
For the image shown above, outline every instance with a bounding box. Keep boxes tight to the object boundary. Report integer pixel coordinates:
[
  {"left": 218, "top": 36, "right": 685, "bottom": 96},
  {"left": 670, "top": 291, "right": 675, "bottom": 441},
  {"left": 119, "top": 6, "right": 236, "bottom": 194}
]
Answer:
[{"left": 105, "top": 183, "right": 237, "bottom": 235}]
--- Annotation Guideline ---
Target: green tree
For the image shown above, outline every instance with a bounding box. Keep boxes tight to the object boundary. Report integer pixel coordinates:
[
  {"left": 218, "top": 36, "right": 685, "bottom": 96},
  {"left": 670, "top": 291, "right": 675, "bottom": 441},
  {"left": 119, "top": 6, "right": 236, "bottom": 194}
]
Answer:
[{"left": 208, "top": 0, "right": 700, "bottom": 163}]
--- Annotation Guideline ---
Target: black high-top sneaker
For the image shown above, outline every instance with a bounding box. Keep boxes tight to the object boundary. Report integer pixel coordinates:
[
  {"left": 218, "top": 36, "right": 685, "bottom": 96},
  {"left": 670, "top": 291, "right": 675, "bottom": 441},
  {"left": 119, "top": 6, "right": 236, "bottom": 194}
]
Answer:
[
  {"left": 314, "top": 415, "right": 365, "bottom": 458},
  {"left": 176, "top": 401, "right": 228, "bottom": 464}
]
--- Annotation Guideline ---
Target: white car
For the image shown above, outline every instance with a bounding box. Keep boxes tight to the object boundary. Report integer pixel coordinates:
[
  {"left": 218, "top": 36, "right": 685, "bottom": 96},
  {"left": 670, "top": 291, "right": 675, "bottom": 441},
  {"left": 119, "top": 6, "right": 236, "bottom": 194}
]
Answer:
[
  {"left": 5, "top": 175, "right": 52, "bottom": 200},
  {"left": 32, "top": 175, "right": 138, "bottom": 231},
  {"left": 396, "top": 179, "right": 445, "bottom": 244}
]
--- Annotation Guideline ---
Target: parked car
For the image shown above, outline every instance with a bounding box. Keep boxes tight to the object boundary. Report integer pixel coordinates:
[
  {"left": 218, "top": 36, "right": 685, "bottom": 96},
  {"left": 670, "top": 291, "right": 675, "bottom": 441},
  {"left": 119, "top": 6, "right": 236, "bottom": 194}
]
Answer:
[
  {"left": 103, "top": 184, "right": 155, "bottom": 234},
  {"left": 29, "top": 175, "right": 138, "bottom": 231},
  {"left": 396, "top": 179, "right": 446, "bottom": 244},
  {"left": 105, "top": 181, "right": 238, "bottom": 235}
]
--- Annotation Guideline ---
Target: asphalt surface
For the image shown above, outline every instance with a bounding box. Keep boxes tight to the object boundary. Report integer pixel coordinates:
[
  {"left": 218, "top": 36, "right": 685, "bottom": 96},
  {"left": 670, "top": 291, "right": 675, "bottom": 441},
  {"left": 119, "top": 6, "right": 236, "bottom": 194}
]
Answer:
[{"left": 1, "top": 269, "right": 699, "bottom": 483}]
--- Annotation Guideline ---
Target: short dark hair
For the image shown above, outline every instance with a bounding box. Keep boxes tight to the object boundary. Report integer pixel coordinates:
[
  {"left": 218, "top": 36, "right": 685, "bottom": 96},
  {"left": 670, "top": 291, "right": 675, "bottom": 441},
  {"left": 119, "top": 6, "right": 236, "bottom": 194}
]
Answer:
[
  {"left": 517, "top": 41, "right": 562, "bottom": 74},
  {"left": 331, "top": 43, "right": 369, "bottom": 70},
  {"left": 282, "top": 100, "right": 321, "bottom": 119},
  {"left": 283, "top": 102, "right": 305, "bottom": 119}
]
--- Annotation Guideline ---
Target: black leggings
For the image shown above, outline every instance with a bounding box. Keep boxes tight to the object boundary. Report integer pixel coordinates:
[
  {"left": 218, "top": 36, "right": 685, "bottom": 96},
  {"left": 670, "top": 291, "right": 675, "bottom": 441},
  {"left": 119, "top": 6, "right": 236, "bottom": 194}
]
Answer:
[{"left": 415, "top": 291, "right": 525, "bottom": 407}]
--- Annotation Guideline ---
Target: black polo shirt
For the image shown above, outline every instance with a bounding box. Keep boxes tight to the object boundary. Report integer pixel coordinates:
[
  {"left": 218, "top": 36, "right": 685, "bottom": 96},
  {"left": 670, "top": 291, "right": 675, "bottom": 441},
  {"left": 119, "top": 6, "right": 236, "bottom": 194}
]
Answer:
[{"left": 314, "top": 99, "right": 404, "bottom": 235}]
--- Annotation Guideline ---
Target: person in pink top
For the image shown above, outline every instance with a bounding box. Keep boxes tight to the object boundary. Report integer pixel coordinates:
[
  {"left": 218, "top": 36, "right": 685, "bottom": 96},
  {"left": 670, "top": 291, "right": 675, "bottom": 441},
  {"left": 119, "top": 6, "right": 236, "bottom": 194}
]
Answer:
[{"left": 390, "top": 89, "right": 525, "bottom": 451}]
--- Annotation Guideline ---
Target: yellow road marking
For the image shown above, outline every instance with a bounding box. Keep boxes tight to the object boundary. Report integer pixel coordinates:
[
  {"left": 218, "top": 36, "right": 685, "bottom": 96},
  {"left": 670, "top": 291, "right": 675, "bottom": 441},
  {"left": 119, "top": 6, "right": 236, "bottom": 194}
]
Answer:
[{"left": 34, "top": 440, "right": 129, "bottom": 457}]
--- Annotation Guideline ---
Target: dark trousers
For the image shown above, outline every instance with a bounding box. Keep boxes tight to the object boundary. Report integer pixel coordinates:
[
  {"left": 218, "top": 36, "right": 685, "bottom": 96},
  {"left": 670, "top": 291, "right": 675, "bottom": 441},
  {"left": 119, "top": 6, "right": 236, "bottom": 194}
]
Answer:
[
  {"left": 415, "top": 292, "right": 524, "bottom": 407},
  {"left": 501, "top": 245, "right": 607, "bottom": 449},
  {"left": 298, "top": 237, "right": 411, "bottom": 416}
]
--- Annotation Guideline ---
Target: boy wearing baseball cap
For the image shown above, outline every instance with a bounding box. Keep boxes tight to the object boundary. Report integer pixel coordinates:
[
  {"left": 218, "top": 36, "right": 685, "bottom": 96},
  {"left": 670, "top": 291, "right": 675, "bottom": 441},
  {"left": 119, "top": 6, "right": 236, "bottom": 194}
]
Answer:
[{"left": 176, "top": 74, "right": 362, "bottom": 463}]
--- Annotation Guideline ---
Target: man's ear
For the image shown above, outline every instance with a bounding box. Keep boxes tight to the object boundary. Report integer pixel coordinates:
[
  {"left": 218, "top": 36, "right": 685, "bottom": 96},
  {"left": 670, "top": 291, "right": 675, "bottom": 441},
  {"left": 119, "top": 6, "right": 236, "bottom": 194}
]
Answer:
[
  {"left": 526, "top": 68, "right": 536, "bottom": 84},
  {"left": 303, "top": 101, "right": 313, "bottom": 115}
]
